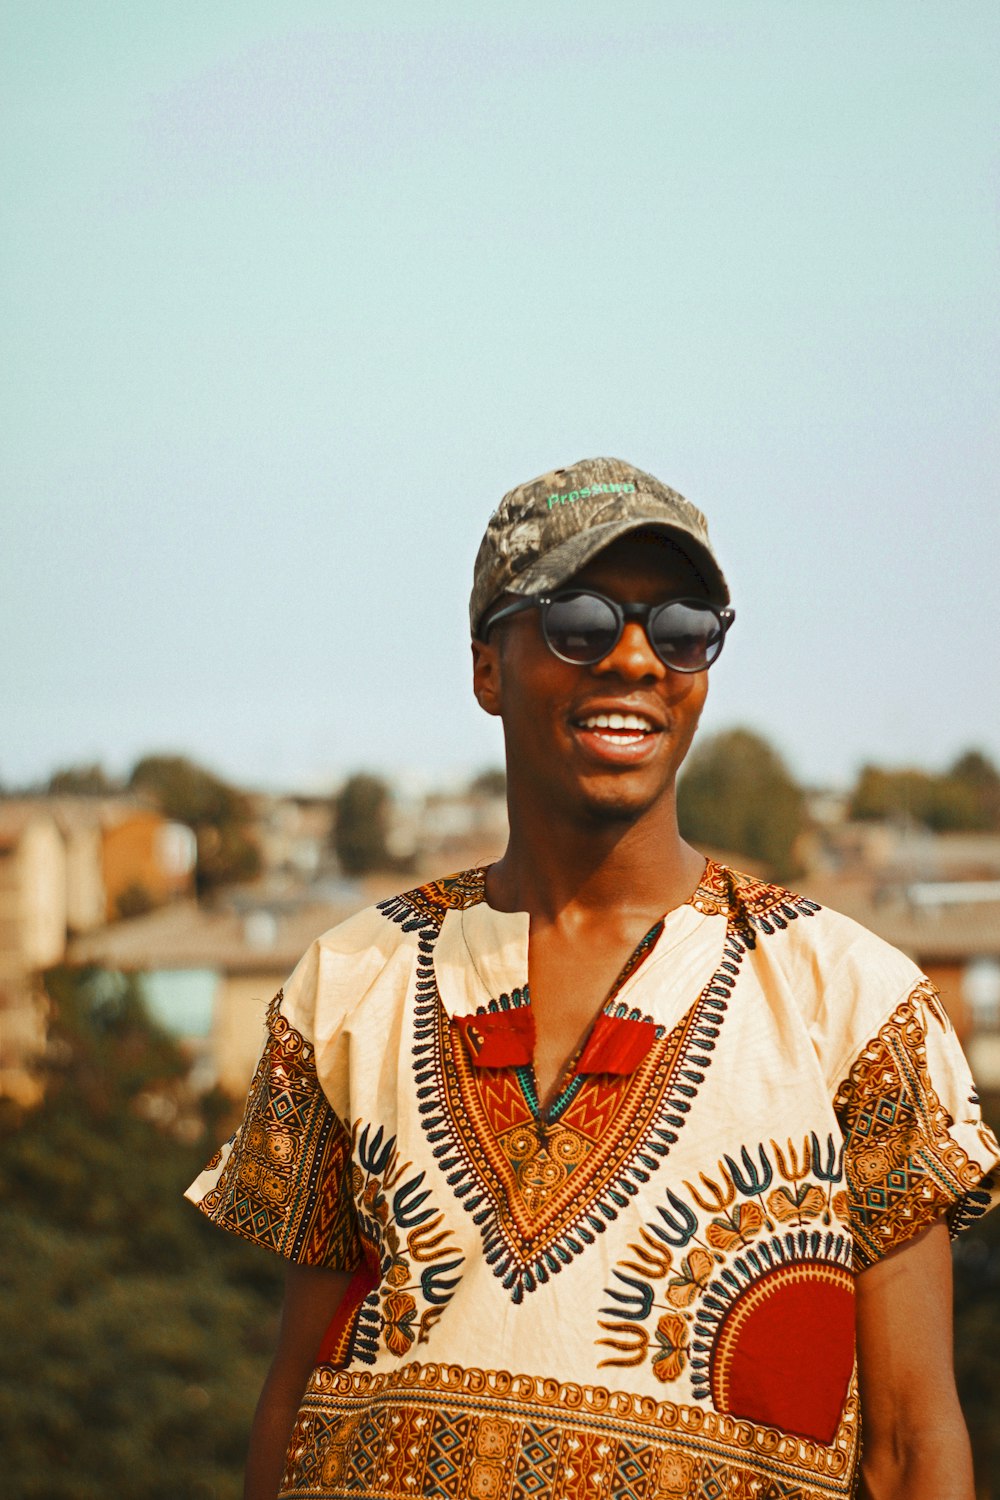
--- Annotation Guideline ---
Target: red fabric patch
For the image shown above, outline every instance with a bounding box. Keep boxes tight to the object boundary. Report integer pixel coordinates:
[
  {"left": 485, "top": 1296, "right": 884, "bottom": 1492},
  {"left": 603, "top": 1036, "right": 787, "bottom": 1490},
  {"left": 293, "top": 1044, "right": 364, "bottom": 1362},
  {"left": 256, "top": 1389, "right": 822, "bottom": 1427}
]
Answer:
[
  {"left": 715, "top": 1264, "right": 855, "bottom": 1445},
  {"left": 575, "top": 1013, "right": 657, "bottom": 1075},
  {"left": 454, "top": 1007, "right": 536, "bottom": 1067}
]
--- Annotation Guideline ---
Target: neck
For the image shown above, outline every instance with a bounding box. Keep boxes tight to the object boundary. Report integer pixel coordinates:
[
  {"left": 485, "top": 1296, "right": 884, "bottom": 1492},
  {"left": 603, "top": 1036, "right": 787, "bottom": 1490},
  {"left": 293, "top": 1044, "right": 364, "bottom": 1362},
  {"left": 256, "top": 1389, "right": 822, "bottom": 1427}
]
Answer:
[{"left": 486, "top": 780, "right": 706, "bottom": 923}]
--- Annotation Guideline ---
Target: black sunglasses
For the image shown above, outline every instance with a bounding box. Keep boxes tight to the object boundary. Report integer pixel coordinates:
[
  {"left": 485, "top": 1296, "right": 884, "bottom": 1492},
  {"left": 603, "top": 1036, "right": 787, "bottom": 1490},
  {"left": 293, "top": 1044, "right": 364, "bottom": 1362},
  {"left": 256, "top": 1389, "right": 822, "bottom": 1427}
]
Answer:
[{"left": 483, "top": 589, "right": 735, "bottom": 672}]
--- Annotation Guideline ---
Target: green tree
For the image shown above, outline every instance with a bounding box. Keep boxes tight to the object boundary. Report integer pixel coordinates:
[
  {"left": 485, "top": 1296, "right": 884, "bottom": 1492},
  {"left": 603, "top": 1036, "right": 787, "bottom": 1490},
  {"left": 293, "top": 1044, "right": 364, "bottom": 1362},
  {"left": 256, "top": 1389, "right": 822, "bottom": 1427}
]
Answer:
[
  {"left": 849, "top": 765, "right": 935, "bottom": 824},
  {"left": 333, "top": 773, "right": 391, "bottom": 875},
  {"left": 47, "top": 762, "right": 119, "bottom": 796},
  {"left": 469, "top": 767, "right": 507, "bottom": 798},
  {"left": 678, "top": 728, "right": 805, "bottom": 878},
  {"left": 848, "top": 749, "right": 1000, "bottom": 832},
  {"left": 129, "top": 754, "right": 261, "bottom": 896},
  {"left": 0, "top": 966, "right": 284, "bottom": 1498},
  {"left": 924, "top": 776, "right": 982, "bottom": 833},
  {"left": 949, "top": 749, "right": 1000, "bottom": 831}
]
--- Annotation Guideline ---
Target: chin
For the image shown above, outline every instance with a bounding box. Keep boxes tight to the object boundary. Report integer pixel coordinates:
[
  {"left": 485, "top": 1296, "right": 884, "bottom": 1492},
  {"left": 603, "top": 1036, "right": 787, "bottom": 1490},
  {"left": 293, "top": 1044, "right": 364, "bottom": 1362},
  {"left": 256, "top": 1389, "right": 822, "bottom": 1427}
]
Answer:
[{"left": 573, "top": 773, "right": 672, "bottom": 826}]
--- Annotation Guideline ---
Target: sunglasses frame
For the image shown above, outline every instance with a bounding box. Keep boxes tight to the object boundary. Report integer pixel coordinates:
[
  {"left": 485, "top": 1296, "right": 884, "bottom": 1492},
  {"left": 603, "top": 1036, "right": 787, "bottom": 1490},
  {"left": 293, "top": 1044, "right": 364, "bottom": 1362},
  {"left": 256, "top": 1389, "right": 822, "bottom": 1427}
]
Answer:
[{"left": 482, "top": 589, "right": 735, "bottom": 672}]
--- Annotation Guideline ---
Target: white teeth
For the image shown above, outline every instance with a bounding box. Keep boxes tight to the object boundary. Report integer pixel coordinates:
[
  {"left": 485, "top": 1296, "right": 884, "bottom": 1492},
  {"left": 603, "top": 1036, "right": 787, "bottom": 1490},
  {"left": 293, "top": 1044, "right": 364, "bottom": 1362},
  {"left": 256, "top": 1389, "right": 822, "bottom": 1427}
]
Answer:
[{"left": 580, "top": 712, "right": 654, "bottom": 732}]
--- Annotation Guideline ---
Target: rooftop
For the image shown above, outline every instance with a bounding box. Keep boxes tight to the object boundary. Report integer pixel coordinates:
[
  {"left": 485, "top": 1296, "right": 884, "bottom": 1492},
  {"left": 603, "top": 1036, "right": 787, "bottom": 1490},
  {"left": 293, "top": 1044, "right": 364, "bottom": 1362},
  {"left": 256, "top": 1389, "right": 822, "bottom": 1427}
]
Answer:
[
  {"left": 801, "top": 872, "right": 1000, "bottom": 961},
  {"left": 65, "top": 872, "right": 410, "bottom": 973}
]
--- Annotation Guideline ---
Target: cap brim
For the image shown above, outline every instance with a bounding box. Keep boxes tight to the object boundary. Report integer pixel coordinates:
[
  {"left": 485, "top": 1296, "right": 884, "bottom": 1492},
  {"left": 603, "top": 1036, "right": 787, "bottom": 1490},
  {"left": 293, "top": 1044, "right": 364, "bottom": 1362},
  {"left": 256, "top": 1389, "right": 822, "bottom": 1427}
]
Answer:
[{"left": 508, "top": 518, "right": 730, "bottom": 606}]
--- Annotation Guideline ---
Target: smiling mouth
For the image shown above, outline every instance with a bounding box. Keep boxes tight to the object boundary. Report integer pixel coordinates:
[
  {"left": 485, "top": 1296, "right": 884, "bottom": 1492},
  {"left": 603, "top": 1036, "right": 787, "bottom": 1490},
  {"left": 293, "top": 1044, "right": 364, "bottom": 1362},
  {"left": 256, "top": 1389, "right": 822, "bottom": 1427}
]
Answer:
[{"left": 574, "top": 711, "right": 660, "bottom": 746}]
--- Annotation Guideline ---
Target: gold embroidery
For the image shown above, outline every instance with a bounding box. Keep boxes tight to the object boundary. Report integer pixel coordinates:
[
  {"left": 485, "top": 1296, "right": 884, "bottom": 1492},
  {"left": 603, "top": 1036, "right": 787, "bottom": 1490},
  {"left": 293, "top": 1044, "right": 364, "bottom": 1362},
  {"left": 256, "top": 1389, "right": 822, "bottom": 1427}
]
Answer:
[
  {"left": 283, "top": 1361, "right": 859, "bottom": 1498},
  {"left": 834, "top": 980, "right": 994, "bottom": 1266},
  {"left": 198, "top": 992, "right": 360, "bottom": 1268}
]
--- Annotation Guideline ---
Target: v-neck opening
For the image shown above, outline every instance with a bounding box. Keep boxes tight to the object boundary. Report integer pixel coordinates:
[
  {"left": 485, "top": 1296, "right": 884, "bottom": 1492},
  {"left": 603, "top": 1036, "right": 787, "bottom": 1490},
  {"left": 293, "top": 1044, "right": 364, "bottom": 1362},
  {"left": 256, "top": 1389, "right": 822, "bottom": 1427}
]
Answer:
[
  {"left": 520, "top": 910, "right": 668, "bottom": 1123},
  {"left": 433, "top": 859, "right": 729, "bottom": 1117}
]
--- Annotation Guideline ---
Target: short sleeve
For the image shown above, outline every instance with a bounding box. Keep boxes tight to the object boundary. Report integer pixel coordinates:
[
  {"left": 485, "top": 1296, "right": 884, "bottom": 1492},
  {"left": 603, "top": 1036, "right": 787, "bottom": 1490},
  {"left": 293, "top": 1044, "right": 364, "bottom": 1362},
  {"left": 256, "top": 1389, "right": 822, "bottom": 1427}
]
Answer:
[
  {"left": 185, "top": 987, "right": 362, "bottom": 1271},
  {"left": 834, "top": 977, "right": 1000, "bottom": 1269}
]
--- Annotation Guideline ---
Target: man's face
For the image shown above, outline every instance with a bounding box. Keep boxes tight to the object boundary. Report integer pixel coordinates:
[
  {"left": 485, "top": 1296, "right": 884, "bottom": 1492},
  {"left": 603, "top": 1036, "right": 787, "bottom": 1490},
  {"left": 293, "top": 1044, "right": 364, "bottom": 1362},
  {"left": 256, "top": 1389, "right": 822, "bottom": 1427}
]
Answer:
[{"left": 472, "top": 533, "right": 711, "bottom": 825}]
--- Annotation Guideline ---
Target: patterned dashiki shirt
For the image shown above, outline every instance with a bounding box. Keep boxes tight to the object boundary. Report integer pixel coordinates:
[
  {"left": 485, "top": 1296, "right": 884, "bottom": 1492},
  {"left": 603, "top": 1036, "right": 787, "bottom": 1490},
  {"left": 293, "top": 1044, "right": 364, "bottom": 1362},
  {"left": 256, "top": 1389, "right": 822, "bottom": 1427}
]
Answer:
[{"left": 187, "top": 861, "right": 1000, "bottom": 1500}]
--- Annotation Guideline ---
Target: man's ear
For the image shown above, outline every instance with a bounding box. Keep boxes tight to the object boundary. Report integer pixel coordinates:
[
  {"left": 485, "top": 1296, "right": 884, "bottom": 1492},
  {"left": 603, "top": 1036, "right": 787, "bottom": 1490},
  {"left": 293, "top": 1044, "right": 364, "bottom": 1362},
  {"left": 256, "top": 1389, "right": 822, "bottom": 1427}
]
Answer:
[{"left": 471, "top": 637, "right": 502, "bottom": 717}]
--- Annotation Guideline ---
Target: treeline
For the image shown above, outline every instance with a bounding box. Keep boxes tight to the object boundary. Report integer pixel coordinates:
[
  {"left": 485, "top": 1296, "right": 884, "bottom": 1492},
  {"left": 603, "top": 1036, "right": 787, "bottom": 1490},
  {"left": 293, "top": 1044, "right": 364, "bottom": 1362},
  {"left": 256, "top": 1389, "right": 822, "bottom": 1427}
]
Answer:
[
  {"left": 849, "top": 749, "right": 1000, "bottom": 832},
  {"left": 678, "top": 733, "right": 1000, "bottom": 879},
  {"left": 321, "top": 739, "right": 1000, "bottom": 887},
  {"left": 18, "top": 738, "right": 1000, "bottom": 896},
  {"left": 0, "top": 968, "right": 283, "bottom": 1499}
]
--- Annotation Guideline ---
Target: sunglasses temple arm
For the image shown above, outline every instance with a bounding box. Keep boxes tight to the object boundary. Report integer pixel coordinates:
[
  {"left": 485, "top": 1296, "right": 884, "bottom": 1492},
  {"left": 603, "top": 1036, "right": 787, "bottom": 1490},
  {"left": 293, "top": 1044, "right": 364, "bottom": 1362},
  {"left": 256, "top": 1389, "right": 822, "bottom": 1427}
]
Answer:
[{"left": 479, "top": 596, "right": 538, "bottom": 638}]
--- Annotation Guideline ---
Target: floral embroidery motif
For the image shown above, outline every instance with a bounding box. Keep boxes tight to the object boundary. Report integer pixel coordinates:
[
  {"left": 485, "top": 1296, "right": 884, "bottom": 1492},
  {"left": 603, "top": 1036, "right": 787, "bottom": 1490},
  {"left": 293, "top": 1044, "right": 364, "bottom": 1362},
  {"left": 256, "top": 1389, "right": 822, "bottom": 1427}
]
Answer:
[
  {"left": 652, "top": 1310, "right": 689, "bottom": 1382},
  {"left": 598, "top": 1136, "right": 856, "bottom": 1448},
  {"left": 347, "top": 1121, "right": 465, "bottom": 1364}
]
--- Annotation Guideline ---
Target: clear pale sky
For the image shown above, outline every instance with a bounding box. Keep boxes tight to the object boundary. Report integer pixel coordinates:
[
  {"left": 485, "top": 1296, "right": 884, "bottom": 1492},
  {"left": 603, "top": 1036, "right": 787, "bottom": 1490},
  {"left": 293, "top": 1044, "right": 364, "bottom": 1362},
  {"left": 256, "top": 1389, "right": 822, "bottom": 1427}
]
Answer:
[{"left": 3, "top": 2, "right": 998, "bottom": 794}]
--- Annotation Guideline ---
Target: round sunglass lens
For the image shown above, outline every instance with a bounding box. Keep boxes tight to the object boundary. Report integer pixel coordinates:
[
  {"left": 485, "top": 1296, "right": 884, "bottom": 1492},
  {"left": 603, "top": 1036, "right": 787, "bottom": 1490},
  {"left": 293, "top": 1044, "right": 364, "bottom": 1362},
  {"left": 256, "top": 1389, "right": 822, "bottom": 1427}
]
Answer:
[
  {"left": 649, "top": 602, "right": 722, "bottom": 670},
  {"left": 543, "top": 592, "right": 620, "bottom": 663}
]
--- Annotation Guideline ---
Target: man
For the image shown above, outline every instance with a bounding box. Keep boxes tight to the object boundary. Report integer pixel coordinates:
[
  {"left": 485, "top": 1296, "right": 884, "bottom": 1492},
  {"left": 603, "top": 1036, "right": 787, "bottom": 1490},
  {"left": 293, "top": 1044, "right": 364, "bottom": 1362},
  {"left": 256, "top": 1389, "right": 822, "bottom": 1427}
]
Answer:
[{"left": 188, "top": 457, "right": 1000, "bottom": 1500}]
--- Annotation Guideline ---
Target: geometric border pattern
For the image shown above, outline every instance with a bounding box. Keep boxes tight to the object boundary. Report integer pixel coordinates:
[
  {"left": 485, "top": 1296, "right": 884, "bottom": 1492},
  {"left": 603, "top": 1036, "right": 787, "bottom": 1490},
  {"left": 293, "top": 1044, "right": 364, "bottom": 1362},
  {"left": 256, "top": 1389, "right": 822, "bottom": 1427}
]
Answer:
[
  {"left": 195, "top": 992, "right": 362, "bottom": 1269},
  {"left": 282, "top": 1360, "right": 859, "bottom": 1498}
]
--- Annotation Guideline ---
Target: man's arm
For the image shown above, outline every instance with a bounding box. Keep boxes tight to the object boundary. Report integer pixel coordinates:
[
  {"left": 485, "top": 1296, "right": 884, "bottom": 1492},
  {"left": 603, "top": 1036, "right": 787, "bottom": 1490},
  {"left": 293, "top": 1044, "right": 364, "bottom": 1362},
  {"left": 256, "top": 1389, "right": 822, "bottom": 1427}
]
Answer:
[
  {"left": 855, "top": 1217, "right": 974, "bottom": 1500},
  {"left": 244, "top": 1262, "right": 353, "bottom": 1500}
]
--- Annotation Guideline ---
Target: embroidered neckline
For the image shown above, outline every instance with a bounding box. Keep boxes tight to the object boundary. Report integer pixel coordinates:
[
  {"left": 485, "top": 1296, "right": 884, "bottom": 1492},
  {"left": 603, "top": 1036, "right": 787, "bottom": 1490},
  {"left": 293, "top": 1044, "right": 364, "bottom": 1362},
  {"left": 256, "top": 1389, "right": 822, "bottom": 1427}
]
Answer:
[
  {"left": 409, "top": 893, "right": 750, "bottom": 1301},
  {"left": 449, "top": 864, "right": 722, "bottom": 1102},
  {"left": 459, "top": 857, "right": 728, "bottom": 923},
  {"left": 503, "top": 913, "right": 668, "bottom": 1120}
]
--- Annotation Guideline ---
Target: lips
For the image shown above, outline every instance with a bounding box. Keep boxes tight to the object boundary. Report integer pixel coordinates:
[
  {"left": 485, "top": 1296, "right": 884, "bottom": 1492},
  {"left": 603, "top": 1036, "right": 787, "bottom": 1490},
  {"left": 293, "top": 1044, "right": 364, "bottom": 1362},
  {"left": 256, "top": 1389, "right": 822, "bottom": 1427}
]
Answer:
[
  {"left": 570, "top": 704, "right": 664, "bottom": 762},
  {"left": 578, "top": 711, "right": 656, "bottom": 738}
]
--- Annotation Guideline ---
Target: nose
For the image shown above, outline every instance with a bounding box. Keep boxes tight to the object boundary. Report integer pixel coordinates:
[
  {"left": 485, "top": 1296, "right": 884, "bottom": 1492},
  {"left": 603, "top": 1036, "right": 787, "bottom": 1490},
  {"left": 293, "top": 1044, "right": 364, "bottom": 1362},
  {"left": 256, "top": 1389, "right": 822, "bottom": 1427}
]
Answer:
[{"left": 591, "top": 621, "right": 667, "bottom": 682}]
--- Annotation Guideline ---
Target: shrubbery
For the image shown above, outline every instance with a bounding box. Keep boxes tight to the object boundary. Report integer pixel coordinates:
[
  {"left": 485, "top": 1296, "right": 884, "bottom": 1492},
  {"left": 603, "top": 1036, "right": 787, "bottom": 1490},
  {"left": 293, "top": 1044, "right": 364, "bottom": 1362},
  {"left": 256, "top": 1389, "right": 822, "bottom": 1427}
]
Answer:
[{"left": 0, "top": 968, "right": 282, "bottom": 1500}]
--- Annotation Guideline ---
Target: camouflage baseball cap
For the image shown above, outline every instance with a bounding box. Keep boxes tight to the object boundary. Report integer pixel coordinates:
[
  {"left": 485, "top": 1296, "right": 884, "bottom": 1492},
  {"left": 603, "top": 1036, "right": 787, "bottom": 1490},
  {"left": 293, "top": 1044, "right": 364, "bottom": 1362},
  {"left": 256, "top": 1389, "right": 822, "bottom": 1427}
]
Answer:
[{"left": 470, "top": 456, "right": 729, "bottom": 635}]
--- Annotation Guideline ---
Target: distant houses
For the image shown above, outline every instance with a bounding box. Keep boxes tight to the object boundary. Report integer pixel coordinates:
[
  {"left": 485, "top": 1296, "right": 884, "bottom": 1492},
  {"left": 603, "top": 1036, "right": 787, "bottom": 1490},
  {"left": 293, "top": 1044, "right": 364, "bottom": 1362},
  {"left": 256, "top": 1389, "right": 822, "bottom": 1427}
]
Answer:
[
  {"left": 0, "top": 796, "right": 195, "bottom": 1102},
  {"left": 64, "top": 786, "right": 510, "bottom": 1100},
  {"left": 67, "top": 884, "right": 369, "bottom": 1099},
  {"left": 801, "top": 827, "right": 1000, "bottom": 1087},
  {"left": 0, "top": 804, "right": 66, "bottom": 1103},
  {"left": 4, "top": 778, "right": 999, "bottom": 1106}
]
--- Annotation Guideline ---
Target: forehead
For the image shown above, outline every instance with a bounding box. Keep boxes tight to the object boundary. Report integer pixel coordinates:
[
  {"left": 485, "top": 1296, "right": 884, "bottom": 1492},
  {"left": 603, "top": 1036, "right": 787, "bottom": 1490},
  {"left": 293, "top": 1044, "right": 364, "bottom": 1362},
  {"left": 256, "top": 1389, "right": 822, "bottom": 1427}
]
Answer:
[{"left": 568, "top": 531, "right": 710, "bottom": 598}]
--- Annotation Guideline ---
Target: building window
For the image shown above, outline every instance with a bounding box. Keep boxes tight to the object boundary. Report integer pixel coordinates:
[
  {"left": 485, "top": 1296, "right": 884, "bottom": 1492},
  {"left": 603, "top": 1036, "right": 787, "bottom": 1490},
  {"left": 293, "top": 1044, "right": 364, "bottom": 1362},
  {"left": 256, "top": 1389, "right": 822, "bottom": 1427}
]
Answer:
[{"left": 963, "top": 958, "right": 1000, "bottom": 1032}]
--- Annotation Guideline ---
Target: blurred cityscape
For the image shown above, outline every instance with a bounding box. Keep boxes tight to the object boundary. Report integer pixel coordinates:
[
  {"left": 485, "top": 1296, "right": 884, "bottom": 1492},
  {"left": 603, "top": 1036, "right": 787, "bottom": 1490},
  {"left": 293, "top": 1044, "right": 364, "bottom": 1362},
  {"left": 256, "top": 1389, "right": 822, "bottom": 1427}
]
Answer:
[{"left": 3, "top": 731, "right": 1000, "bottom": 1114}]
